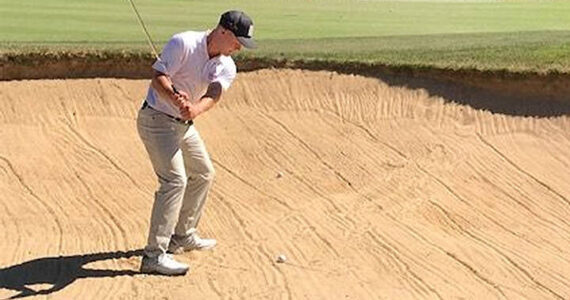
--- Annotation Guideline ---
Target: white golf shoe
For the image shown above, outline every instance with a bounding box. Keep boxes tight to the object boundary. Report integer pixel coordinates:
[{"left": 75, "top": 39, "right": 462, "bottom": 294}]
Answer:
[
  {"left": 168, "top": 233, "right": 217, "bottom": 254},
  {"left": 140, "top": 253, "right": 189, "bottom": 276}
]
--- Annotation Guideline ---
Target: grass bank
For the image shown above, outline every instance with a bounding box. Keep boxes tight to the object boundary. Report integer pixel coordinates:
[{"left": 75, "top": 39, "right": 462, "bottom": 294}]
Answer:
[{"left": 1, "top": 0, "right": 570, "bottom": 74}]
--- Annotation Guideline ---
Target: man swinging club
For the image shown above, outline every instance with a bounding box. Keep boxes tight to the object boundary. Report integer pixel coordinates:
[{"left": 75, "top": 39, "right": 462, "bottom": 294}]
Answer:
[{"left": 136, "top": 10, "right": 256, "bottom": 275}]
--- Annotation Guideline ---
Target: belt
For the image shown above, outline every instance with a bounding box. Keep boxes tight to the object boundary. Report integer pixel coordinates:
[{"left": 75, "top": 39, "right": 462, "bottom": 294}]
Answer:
[{"left": 142, "top": 101, "right": 193, "bottom": 126}]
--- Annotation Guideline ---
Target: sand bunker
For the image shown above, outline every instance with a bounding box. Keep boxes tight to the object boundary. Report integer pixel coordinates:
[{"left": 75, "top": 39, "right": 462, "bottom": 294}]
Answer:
[{"left": 1, "top": 69, "right": 569, "bottom": 299}]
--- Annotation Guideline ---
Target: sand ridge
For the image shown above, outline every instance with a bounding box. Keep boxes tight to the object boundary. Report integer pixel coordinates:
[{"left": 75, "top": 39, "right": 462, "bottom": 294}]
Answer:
[{"left": 0, "top": 69, "right": 569, "bottom": 299}]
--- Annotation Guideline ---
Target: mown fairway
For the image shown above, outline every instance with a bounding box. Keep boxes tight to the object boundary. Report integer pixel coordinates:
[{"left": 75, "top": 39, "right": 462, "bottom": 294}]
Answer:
[{"left": 1, "top": 0, "right": 570, "bottom": 71}]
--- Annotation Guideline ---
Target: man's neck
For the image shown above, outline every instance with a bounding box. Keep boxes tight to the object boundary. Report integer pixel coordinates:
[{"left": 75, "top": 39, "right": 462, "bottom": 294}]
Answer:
[{"left": 206, "top": 31, "right": 219, "bottom": 59}]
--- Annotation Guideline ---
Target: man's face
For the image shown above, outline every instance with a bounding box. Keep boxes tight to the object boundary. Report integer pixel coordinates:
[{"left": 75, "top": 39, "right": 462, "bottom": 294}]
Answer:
[{"left": 219, "top": 28, "right": 242, "bottom": 56}]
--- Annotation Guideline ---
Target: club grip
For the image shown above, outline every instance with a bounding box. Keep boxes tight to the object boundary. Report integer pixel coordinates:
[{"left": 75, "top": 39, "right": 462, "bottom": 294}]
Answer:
[{"left": 171, "top": 84, "right": 179, "bottom": 95}]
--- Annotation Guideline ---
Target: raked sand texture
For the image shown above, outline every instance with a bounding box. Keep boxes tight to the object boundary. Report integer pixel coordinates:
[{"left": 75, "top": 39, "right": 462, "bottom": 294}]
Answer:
[{"left": 0, "top": 70, "right": 569, "bottom": 299}]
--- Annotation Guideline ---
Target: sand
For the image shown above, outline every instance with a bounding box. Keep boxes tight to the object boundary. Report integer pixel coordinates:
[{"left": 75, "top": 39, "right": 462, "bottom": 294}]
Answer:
[{"left": 0, "top": 69, "right": 569, "bottom": 299}]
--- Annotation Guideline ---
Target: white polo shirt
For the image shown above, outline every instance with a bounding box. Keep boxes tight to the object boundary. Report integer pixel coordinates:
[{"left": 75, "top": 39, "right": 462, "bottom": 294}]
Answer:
[{"left": 145, "top": 31, "right": 237, "bottom": 118}]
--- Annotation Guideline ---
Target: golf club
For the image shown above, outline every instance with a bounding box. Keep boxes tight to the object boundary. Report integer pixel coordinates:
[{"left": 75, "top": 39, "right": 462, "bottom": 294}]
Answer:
[{"left": 126, "top": 0, "right": 180, "bottom": 94}]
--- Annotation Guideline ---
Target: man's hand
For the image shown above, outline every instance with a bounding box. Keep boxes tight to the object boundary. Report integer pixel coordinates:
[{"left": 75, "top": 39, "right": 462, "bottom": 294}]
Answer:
[
  {"left": 177, "top": 82, "right": 223, "bottom": 120},
  {"left": 179, "top": 102, "right": 201, "bottom": 120},
  {"left": 171, "top": 89, "right": 190, "bottom": 109},
  {"left": 151, "top": 71, "right": 191, "bottom": 109}
]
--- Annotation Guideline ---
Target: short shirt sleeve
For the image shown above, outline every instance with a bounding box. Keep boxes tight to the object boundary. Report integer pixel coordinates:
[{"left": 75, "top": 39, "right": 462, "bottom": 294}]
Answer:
[
  {"left": 203, "top": 57, "right": 237, "bottom": 91},
  {"left": 152, "top": 34, "right": 185, "bottom": 76}
]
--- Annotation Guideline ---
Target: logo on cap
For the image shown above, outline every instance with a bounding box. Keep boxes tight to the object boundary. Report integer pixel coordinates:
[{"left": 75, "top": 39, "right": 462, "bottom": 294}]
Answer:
[
  {"left": 247, "top": 25, "right": 254, "bottom": 38},
  {"left": 219, "top": 10, "right": 257, "bottom": 49}
]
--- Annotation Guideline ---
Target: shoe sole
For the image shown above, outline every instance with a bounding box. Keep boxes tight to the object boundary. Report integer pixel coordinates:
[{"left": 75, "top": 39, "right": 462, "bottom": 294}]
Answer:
[
  {"left": 140, "top": 270, "right": 188, "bottom": 277},
  {"left": 140, "top": 267, "right": 189, "bottom": 276}
]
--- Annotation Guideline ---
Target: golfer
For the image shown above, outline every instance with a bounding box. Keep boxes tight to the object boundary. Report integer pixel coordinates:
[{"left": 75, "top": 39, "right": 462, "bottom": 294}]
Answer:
[{"left": 137, "top": 10, "right": 255, "bottom": 275}]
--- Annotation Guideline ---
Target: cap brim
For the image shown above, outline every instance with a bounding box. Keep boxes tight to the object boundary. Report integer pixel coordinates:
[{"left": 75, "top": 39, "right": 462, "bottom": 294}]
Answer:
[{"left": 237, "top": 36, "right": 257, "bottom": 49}]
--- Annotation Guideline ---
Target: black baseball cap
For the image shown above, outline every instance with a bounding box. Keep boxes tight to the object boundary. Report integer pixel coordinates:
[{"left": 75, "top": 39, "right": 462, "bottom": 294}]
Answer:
[{"left": 219, "top": 10, "right": 256, "bottom": 49}]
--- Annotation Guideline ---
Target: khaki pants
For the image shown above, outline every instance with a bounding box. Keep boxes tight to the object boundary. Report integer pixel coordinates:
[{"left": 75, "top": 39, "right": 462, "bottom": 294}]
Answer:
[{"left": 137, "top": 106, "right": 215, "bottom": 257}]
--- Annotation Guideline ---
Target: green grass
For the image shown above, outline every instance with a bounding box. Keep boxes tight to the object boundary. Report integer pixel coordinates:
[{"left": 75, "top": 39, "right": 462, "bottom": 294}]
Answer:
[
  {"left": 1, "top": 0, "right": 570, "bottom": 72},
  {"left": 248, "top": 31, "right": 570, "bottom": 72}
]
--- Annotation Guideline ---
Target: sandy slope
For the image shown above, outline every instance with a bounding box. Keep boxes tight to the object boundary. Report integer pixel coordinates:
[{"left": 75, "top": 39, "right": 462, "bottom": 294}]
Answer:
[{"left": 0, "top": 69, "right": 569, "bottom": 299}]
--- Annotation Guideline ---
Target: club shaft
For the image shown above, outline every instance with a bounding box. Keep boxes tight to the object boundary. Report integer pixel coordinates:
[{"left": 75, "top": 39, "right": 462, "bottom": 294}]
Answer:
[
  {"left": 127, "top": 0, "right": 160, "bottom": 60},
  {"left": 129, "top": 0, "right": 178, "bottom": 94},
  {"left": 127, "top": 0, "right": 180, "bottom": 95}
]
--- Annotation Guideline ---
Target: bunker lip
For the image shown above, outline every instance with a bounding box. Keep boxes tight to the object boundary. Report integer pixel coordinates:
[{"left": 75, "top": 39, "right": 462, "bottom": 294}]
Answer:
[{"left": 1, "top": 52, "right": 569, "bottom": 117}]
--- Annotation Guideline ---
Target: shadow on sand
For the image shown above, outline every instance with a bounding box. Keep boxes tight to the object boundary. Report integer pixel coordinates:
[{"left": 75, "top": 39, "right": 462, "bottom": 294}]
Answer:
[
  {"left": 370, "top": 71, "right": 570, "bottom": 118},
  {"left": 0, "top": 249, "right": 143, "bottom": 299},
  {"left": 241, "top": 59, "right": 570, "bottom": 118}
]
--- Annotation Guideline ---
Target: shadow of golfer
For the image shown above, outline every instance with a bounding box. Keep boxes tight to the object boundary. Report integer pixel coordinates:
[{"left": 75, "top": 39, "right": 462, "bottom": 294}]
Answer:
[{"left": 0, "top": 249, "right": 143, "bottom": 299}]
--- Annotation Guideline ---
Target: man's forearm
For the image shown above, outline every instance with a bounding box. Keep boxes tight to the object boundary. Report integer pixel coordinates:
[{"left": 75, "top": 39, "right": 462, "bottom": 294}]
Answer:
[
  {"left": 192, "top": 82, "right": 223, "bottom": 117},
  {"left": 195, "top": 96, "right": 217, "bottom": 116},
  {"left": 151, "top": 73, "right": 183, "bottom": 107}
]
